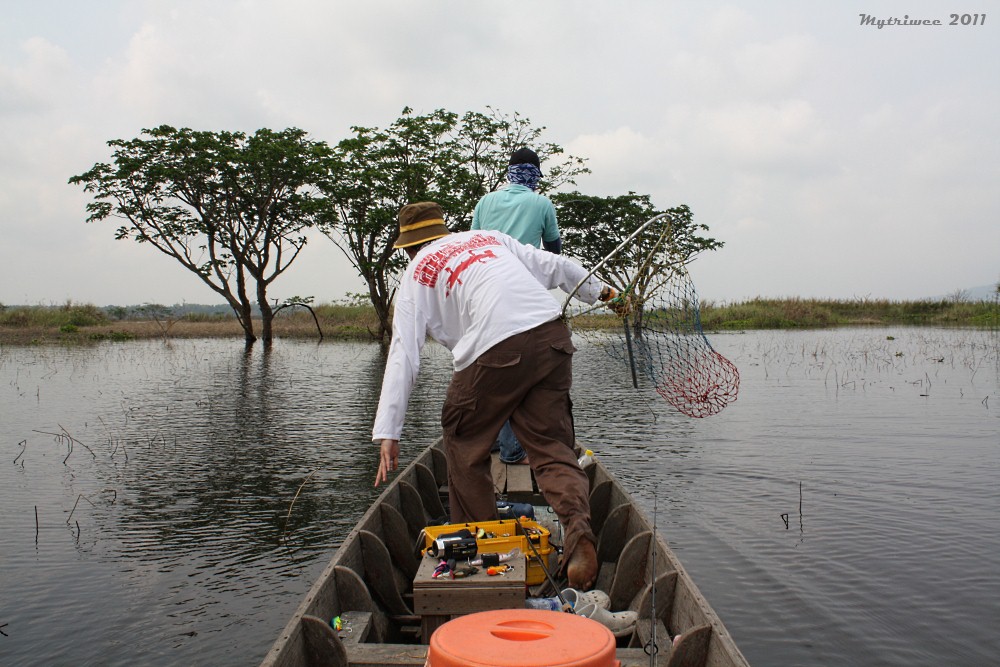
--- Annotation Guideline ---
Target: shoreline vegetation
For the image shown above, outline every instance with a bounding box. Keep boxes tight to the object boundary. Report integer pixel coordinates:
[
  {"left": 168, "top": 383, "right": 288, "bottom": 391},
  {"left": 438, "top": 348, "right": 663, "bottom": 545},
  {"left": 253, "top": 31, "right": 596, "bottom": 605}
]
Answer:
[{"left": 1, "top": 297, "right": 998, "bottom": 345}]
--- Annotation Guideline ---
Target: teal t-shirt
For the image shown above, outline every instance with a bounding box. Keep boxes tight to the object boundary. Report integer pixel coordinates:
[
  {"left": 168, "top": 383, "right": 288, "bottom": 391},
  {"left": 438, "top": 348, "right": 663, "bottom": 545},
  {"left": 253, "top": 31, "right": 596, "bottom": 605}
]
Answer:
[{"left": 471, "top": 184, "right": 560, "bottom": 247}]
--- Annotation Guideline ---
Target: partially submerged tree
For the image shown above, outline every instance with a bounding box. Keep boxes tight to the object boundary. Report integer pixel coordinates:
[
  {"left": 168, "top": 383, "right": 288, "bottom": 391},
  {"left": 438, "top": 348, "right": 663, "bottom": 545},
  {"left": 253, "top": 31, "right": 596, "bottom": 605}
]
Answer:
[
  {"left": 70, "top": 125, "right": 335, "bottom": 345},
  {"left": 320, "top": 107, "right": 588, "bottom": 340}
]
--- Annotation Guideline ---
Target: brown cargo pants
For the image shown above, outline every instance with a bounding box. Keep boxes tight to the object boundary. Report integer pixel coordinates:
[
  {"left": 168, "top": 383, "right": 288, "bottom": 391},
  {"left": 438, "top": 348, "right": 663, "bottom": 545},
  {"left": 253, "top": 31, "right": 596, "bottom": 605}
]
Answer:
[{"left": 440, "top": 318, "right": 596, "bottom": 563}]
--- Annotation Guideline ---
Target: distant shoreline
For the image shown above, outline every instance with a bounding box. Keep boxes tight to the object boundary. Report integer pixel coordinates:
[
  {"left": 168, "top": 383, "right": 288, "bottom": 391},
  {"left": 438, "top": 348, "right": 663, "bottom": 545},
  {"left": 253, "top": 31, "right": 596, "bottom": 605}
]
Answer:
[{"left": 1, "top": 297, "right": 996, "bottom": 345}]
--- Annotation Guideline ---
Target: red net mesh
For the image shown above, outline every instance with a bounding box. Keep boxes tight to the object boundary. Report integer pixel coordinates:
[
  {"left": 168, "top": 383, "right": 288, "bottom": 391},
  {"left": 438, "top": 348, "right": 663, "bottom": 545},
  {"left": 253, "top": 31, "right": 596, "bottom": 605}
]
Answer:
[
  {"left": 656, "top": 347, "right": 740, "bottom": 418},
  {"left": 568, "top": 214, "right": 739, "bottom": 418}
]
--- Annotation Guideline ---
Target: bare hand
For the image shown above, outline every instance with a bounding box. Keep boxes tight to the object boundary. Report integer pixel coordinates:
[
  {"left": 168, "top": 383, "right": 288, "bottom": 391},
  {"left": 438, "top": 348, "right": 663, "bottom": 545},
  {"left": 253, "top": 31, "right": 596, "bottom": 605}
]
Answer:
[{"left": 374, "top": 439, "right": 400, "bottom": 487}]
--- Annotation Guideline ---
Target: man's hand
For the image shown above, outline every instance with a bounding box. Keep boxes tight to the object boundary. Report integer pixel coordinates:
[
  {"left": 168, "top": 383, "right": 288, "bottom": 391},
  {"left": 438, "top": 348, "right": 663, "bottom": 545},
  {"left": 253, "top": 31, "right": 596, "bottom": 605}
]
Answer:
[
  {"left": 375, "top": 439, "right": 400, "bottom": 487},
  {"left": 600, "top": 286, "right": 631, "bottom": 317},
  {"left": 607, "top": 294, "right": 632, "bottom": 316}
]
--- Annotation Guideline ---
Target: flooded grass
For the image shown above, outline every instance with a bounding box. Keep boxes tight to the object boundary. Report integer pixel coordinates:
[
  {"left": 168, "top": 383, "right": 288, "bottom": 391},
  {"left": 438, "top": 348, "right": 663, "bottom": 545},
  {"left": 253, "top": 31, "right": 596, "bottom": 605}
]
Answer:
[
  {"left": 1, "top": 297, "right": 997, "bottom": 344},
  {"left": 699, "top": 297, "right": 1000, "bottom": 330},
  {"left": 0, "top": 303, "right": 380, "bottom": 344}
]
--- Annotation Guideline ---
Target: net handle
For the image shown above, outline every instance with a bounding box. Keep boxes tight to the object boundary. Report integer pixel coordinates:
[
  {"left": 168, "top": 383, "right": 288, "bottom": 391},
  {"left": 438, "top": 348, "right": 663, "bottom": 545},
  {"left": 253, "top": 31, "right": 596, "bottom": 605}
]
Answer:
[{"left": 560, "top": 212, "right": 671, "bottom": 317}]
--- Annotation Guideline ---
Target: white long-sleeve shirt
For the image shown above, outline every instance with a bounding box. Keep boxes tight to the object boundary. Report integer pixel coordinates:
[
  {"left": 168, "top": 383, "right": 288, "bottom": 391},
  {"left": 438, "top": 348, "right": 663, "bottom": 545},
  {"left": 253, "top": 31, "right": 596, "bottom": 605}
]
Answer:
[{"left": 371, "top": 230, "right": 604, "bottom": 442}]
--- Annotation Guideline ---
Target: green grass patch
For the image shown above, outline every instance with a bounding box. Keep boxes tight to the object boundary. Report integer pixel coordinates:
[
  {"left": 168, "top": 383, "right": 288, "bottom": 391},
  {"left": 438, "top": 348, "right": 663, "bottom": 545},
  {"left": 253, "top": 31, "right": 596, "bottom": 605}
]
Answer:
[
  {"left": 699, "top": 297, "right": 999, "bottom": 330},
  {"left": 0, "top": 301, "right": 108, "bottom": 328}
]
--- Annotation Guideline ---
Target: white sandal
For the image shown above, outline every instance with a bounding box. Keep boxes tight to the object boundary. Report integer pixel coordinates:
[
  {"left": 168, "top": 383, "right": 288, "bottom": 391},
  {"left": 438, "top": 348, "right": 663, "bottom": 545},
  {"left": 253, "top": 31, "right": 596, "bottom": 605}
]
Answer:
[
  {"left": 560, "top": 587, "right": 610, "bottom": 610},
  {"left": 575, "top": 603, "right": 638, "bottom": 638}
]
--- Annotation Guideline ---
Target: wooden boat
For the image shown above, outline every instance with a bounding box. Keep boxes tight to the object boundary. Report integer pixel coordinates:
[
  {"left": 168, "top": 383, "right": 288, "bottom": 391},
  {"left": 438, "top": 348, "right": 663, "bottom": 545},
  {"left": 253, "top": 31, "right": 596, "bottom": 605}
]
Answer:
[{"left": 260, "top": 438, "right": 750, "bottom": 667}]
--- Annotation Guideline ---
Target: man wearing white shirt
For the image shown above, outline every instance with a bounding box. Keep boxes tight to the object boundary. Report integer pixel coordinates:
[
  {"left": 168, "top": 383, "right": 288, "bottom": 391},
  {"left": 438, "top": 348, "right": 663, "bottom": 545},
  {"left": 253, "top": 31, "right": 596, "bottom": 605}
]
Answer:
[{"left": 372, "top": 201, "right": 621, "bottom": 591}]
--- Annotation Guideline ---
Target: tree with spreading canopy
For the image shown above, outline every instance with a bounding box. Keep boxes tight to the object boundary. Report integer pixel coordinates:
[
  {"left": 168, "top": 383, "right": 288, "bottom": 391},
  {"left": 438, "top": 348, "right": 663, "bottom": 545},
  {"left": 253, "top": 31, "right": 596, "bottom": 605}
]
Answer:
[
  {"left": 554, "top": 192, "right": 723, "bottom": 278},
  {"left": 319, "top": 107, "right": 589, "bottom": 340},
  {"left": 70, "top": 125, "right": 336, "bottom": 346},
  {"left": 553, "top": 192, "right": 724, "bottom": 330}
]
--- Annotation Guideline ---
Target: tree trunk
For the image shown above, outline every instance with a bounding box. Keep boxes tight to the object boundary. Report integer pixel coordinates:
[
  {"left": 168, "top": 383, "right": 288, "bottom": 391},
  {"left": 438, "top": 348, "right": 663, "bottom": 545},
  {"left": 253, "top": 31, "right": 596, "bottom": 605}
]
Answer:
[
  {"left": 368, "top": 280, "right": 392, "bottom": 342},
  {"left": 223, "top": 295, "right": 257, "bottom": 346},
  {"left": 241, "top": 301, "right": 257, "bottom": 346},
  {"left": 259, "top": 296, "right": 274, "bottom": 346},
  {"left": 233, "top": 267, "right": 257, "bottom": 346}
]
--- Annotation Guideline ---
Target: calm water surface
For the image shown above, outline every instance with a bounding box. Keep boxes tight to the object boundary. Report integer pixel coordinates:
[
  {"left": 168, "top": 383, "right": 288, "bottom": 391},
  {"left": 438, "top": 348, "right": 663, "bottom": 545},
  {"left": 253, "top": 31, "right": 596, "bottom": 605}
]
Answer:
[{"left": 0, "top": 328, "right": 997, "bottom": 666}]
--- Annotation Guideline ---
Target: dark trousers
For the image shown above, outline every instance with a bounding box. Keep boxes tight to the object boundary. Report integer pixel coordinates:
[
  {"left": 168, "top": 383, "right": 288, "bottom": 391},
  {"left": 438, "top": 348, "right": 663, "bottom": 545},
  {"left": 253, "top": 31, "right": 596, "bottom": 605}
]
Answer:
[{"left": 441, "top": 318, "right": 595, "bottom": 560}]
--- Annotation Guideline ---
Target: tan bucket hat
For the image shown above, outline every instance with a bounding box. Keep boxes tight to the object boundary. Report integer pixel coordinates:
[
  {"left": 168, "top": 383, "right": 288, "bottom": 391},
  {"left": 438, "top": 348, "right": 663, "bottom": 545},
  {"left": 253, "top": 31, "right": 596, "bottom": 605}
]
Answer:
[{"left": 394, "top": 201, "right": 451, "bottom": 249}]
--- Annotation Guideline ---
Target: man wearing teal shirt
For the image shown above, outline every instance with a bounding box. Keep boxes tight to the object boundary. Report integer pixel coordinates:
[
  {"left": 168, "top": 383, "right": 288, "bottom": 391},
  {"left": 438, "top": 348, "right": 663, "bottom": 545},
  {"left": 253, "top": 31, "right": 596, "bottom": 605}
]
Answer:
[
  {"left": 471, "top": 148, "right": 563, "bottom": 465},
  {"left": 472, "top": 147, "right": 563, "bottom": 254}
]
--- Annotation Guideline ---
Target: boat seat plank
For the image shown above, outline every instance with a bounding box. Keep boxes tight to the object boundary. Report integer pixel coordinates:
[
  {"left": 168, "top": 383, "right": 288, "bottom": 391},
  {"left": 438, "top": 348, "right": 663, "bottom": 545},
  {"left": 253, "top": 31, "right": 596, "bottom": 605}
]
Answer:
[
  {"left": 632, "top": 617, "right": 670, "bottom": 654},
  {"left": 665, "top": 624, "right": 712, "bottom": 667},
  {"left": 616, "top": 647, "right": 671, "bottom": 666},
  {"left": 332, "top": 565, "right": 374, "bottom": 611},
  {"left": 632, "top": 570, "right": 679, "bottom": 626},
  {"left": 322, "top": 644, "right": 676, "bottom": 667},
  {"left": 300, "top": 614, "right": 348, "bottom": 667},
  {"left": 490, "top": 453, "right": 537, "bottom": 496},
  {"left": 329, "top": 569, "right": 389, "bottom": 649},
  {"left": 589, "top": 480, "right": 614, "bottom": 535},
  {"left": 379, "top": 505, "right": 419, "bottom": 580},
  {"left": 505, "top": 461, "right": 534, "bottom": 493},
  {"left": 336, "top": 611, "right": 373, "bottom": 645},
  {"left": 430, "top": 447, "right": 448, "bottom": 487},
  {"left": 359, "top": 530, "right": 412, "bottom": 617},
  {"left": 345, "top": 644, "right": 428, "bottom": 666},
  {"left": 596, "top": 503, "right": 632, "bottom": 563},
  {"left": 490, "top": 453, "right": 507, "bottom": 492},
  {"left": 609, "top": 531, "right": 651, "bottom": 611},
  {"left": 595, "top": 561, "right": 616, "bottom": 594},
  {"left": 341, "top": 645, "right": 668, "bottom": 667},
  {"left": 398, "top": 481, "right": 429, "bottom": 534},
  {"left": 414, "top": 463, "right": 447, "bottom": 521}
]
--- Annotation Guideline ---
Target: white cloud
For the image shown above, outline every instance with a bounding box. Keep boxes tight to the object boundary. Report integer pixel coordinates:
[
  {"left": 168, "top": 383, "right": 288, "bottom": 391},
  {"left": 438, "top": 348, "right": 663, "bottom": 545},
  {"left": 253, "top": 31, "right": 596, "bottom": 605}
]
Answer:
[
  {"left": 566, "top": 126, "right": 669, "bottom": 196},
  {"left": 0, "top": 0, "right": 997, "bottom": 306},
  {"left": 732, "top": 35, "right": 819, "bottom": 96},
  {"left": 0, "top": 37, "right": 74, "bottom": 115},
  {"left": 697, "top": 99, "right": 831, "bottom": 171}
]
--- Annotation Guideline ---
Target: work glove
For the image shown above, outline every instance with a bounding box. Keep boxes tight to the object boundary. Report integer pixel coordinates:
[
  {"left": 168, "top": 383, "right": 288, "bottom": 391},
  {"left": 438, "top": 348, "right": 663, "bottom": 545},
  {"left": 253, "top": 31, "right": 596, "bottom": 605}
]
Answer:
[{"left": 599, "top": 286, "right": 631, "bottom": 317}]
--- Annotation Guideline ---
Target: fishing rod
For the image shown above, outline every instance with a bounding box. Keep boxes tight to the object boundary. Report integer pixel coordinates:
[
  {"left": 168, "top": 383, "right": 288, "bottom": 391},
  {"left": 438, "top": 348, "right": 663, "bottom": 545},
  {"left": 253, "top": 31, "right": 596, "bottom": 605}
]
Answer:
[
  {"left": 512, "top": 514, "right": 575, "bottom": 613},
  {"left": 644, "top": 491, "right": 659, "bottom": 664}
]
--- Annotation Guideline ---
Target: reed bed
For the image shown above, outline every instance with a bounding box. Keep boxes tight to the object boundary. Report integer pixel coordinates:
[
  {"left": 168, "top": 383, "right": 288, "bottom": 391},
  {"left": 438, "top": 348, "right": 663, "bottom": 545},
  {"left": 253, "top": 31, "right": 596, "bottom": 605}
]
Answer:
[
  {"left": 700, "top": 297, "right": 999, "bottom": 330},
  {"left": 0, "top": 301, "right": 381, "bottom": 344},
  {"left": 1, "top": 297, "right": 996, "bottom": 344}
]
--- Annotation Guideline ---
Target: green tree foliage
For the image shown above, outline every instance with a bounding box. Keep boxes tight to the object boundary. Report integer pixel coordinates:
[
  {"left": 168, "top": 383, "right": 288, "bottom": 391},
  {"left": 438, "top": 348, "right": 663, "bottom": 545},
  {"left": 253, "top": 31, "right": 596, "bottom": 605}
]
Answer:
[
  {"left": 320, "top": 107, "right": 589, "bottom": 340},
  {"left": 69, "top": 125, "right": 336, "bottom": 345},
  {"left": 553, "top": 192, "right": 723, "bottom": 287},
  {"left": 553, "top": 192, "right": 723, "bottom": 331}
]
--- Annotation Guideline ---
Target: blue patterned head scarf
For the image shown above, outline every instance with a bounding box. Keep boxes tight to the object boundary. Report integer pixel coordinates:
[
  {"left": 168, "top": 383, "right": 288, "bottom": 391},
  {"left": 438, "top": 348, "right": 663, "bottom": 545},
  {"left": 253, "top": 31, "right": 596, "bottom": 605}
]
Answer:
[{"left": 507, "top": 163, "right": 541, "bottom": 191}]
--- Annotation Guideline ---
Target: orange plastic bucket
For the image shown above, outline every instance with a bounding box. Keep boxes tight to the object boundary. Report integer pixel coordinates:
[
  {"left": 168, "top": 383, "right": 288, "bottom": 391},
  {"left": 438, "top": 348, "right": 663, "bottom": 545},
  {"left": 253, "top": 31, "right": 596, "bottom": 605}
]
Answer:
[{"left": 426, "top": 608, "right": 619, "bottom": 667}]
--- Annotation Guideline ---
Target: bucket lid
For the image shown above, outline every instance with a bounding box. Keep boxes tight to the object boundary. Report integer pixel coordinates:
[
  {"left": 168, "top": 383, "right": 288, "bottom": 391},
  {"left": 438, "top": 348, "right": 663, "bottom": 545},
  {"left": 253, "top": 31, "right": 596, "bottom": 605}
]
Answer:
[{"left": 427, "top": 608, "right": 618, "bottom": 667}]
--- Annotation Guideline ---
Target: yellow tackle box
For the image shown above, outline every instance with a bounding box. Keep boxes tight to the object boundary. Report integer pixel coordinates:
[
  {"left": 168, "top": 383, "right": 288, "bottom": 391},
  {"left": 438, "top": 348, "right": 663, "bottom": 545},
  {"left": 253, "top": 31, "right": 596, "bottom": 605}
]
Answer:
[{"left": 422, "top": 518, "right": 553, "bottom": 586}]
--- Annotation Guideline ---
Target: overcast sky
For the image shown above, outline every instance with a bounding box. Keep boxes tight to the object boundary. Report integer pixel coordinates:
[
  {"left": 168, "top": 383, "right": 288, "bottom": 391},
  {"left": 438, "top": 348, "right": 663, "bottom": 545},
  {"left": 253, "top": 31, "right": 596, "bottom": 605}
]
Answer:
[{"left": 2, "top": 1, "right": 997, "bottom": 307}]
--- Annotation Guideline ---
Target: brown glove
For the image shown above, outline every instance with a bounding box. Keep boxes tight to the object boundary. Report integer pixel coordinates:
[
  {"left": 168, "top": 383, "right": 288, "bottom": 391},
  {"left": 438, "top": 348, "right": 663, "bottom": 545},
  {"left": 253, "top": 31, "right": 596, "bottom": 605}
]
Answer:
[{"left": 599, "top": 287, "right": 631, "bottom": 316}]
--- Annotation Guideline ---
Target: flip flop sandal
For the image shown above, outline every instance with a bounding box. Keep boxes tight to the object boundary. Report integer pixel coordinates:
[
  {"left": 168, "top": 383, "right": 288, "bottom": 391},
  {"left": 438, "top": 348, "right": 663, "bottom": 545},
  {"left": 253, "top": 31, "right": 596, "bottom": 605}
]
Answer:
[
  {"left": 575, "top": 603, "right": 638, "bottom": 638},
  {"left": 560, "top": 587, "right": 611, "bottom": 610}
]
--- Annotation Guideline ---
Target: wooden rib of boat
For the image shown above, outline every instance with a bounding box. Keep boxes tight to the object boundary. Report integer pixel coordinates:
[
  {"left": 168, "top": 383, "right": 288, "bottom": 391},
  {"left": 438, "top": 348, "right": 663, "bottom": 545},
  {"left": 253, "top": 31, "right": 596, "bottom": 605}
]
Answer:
[{"left": 260, "top": 438, "right": 750, "bottom": 667}]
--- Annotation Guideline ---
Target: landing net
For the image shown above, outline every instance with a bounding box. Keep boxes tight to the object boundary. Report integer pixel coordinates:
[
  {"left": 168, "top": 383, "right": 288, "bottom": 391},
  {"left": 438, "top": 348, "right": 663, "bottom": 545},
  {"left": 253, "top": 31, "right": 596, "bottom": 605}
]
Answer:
[{"left": 563, "top": 212, "right": 739, "bottom": 418}]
